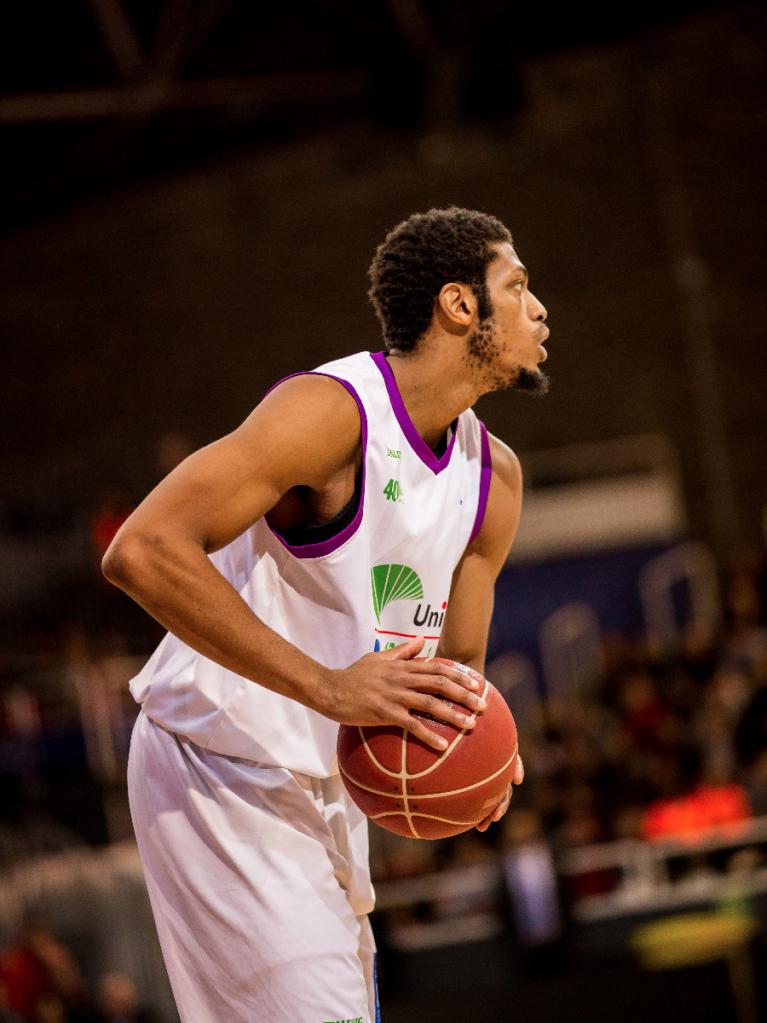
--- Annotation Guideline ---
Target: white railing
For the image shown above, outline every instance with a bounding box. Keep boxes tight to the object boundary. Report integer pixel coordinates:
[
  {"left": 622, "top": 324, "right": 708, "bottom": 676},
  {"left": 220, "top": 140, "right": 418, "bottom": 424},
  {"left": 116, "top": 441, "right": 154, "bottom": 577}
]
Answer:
[
  {"left": 559, "top": 818, "right": 767, "bottom": 921},
  {"left": 374, "top": 817, "right": 767, "bottom": 943},
  {"left": 3, "top": 820, "right": 767, "bottom": 959}
]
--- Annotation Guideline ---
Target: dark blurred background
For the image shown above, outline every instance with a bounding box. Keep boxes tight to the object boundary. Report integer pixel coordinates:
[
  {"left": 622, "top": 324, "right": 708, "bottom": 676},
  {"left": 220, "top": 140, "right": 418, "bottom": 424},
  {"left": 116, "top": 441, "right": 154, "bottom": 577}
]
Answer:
[{"left": 1, "top": 2, "right": 766, "bottom": 1021}]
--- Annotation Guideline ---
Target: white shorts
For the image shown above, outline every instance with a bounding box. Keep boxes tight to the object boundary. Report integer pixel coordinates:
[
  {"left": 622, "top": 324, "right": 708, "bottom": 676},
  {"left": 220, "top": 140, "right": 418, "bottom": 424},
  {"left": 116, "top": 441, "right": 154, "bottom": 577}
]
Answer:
[{"left": 127, "top": 710, "right": 379, "bottom": 1023}]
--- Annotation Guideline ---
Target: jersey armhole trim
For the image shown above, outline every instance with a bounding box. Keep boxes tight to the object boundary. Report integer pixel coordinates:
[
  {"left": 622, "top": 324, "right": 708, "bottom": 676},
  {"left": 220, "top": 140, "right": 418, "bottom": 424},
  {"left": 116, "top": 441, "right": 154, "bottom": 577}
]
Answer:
[
  {"left": 468, "top": 421, "right": 492, "bottom": 545},
  {"left": 262, "top": 371, "right": 367, "bottom": 560}
]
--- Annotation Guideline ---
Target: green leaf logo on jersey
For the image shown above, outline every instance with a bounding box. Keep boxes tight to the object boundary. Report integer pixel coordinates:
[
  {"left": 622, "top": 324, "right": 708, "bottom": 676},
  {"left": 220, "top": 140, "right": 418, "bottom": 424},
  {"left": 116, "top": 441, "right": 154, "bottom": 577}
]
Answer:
[{"left": 371, "top": 564, "right": 424, "bottom": 623}]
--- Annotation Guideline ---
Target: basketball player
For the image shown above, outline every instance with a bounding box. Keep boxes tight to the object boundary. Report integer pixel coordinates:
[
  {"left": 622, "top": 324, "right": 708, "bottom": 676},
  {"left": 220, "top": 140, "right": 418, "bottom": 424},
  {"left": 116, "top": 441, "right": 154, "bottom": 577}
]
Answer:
[{"left": 103, "top": 207, "right": 548, "bottom": 1023}]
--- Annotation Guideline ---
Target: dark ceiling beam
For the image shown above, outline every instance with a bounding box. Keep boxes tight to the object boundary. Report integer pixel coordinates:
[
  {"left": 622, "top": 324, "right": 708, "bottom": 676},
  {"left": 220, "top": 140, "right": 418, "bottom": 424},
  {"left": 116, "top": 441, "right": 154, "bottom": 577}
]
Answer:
[
  {"left": 85, "top": 0, "right": 146, "bottom": 82},
  {"left": 149, "top": 0, "right": 194, "bottom": 79},
  {"left": 178, "top": 0, "right": 236, "bottom": 68},
  {"left": 0, "top": 71, "right": 369, "bottom": 123}
]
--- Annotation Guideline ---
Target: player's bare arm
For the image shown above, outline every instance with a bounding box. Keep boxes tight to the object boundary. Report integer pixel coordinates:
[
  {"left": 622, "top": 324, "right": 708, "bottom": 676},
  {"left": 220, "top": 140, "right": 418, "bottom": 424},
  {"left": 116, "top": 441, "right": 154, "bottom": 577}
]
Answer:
[
  {"left": 437, "top": 433, "right": 522, "bottom": 673},
  {"left": 102, "top": 374, "right": 485, "bottom": 751},
  {"left": 437, "top": 433, "right": 526, "bottom": 826}
]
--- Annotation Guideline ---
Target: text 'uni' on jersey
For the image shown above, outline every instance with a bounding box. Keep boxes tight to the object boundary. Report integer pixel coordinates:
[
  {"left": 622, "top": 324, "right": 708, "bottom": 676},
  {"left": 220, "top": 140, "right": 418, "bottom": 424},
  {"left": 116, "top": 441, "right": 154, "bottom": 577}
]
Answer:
[{"left": 129, "top": 350, "right": 493, "bottom": 777}]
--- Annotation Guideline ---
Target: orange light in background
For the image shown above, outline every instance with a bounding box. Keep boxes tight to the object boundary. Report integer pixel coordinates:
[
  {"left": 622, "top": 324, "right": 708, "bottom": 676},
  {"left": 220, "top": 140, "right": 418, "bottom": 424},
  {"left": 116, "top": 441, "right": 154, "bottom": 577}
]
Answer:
[{"left": 642, "top": 785, "right": 751, "bottom": 843}]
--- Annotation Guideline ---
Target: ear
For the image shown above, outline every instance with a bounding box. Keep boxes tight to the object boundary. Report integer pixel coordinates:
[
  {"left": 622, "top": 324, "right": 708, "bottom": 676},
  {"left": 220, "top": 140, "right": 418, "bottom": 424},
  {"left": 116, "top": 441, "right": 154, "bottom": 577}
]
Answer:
[{"left": 436, "top": 282, "right": 477, "bottom": 328}]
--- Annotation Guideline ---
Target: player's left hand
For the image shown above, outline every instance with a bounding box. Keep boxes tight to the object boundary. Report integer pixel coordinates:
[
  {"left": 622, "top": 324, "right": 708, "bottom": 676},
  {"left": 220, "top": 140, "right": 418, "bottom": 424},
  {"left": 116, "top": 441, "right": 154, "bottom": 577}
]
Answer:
[{"left": 475, "top": 752, "right": 524, "bottom": 832}]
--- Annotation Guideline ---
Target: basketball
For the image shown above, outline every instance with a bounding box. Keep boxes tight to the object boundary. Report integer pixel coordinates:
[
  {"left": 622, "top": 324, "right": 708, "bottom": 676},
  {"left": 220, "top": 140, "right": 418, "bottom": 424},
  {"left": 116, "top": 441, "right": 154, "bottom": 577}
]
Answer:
[{"left": 337, "top": 659, "right": 518, "bottom": 839}]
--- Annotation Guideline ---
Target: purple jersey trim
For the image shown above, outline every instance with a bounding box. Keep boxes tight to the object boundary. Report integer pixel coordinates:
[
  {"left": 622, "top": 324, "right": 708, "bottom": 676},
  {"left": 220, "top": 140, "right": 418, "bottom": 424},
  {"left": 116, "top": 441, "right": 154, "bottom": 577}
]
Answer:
[
  {"left": 469, "top": 421, "right": 492, "bottom": 544},
  {"left": 261, "top": 371, "right": 367, "bottom": 559},
  {"left": 370, "top": 351, "right": 458, "bottom": 475}
]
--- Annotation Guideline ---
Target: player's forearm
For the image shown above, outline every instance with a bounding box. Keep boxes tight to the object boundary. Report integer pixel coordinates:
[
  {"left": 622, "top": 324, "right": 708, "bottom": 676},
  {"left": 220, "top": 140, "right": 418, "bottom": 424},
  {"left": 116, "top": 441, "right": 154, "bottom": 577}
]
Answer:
[
  {"left": 435, "top": 614, "right": 490, "bottom": 676},
  {"left": 435, "top": 644, "right": 487, "bottom": 676},
  {"left": 102, "top": 532, "right": 332, "bottom": 710}
]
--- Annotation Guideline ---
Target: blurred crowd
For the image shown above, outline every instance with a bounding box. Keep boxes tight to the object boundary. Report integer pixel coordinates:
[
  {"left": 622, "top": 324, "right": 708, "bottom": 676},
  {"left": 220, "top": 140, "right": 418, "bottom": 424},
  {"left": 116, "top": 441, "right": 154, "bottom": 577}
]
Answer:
[
  {"left": 0, "top": 917, "right": 154, "bottom": 1023},
  {"left": 368, "top": 547, "right": 767, "bottom": 953},
  {"left": 519, "top": 548, "right": 767, "bottom": 851}
]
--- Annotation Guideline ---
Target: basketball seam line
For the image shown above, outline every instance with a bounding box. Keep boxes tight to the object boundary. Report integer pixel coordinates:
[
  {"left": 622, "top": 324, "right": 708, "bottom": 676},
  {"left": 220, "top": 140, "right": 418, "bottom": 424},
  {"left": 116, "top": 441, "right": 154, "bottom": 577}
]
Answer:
[
  {"left": 357, "top": 674, "right": 489, "bottom": 782},
  {"left": 370, "top": 810, "right": 484, "bottom": 826},
  {"left": 338, "top": 744, "right": 518, "bottom": 801},
  {"left": 400, "top": 727, "right": 418, "bottom": 838}
]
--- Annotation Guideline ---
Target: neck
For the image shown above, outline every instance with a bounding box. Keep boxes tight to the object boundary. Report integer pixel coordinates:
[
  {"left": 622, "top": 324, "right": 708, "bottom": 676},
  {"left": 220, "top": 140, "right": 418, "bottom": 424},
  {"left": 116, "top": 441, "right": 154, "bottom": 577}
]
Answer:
[{"left": 383, "top": 337, "right": 482, "bottom": 448}]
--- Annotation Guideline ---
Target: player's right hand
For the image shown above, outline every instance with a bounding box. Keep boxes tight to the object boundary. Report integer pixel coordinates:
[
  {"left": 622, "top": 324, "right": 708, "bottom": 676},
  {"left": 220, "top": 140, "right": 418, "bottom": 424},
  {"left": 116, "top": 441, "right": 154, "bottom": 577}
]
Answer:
[{"left": 321, "top": 636, "right": 487, "bottom": 752}]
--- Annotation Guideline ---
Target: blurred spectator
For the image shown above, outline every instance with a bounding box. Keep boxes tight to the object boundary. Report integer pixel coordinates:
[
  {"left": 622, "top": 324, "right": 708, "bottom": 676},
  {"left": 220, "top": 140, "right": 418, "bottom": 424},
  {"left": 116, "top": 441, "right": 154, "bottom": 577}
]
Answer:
[
  {"left": 0, "top": 980, "right": 22, "bottom": 1023},
  {"left": 370, "top": 829, "right": 439, "bottom": 882},
  {"left": 720, "top": 555, "right": 767, "bottom": 673},
  {"left": 619, "top": 671, "right": 667, "bottom": 752},
  {"left": 32, "top": 996, "right": 66, "bottom": 1023},
  {"left": 695, "top": 668, "right": 750, "bottom": 784},
  {"left": 735, "top": 687, "right": 767, "bottom": 768},
  {"left": 0, "top": 917, "right": 94, "bottom": 1023},
  {"left": 742, "top": 749, "right": 767, "bottom": 818},
  {"left": 500, "top": 809, "right": 564, "bottom": 972},
  {"left": 0, "top": 917, "right": 56, "bottom": 1022},
  {"left": 93, "top": 974, "right": 155, "bottom": 1023},
  {"left": 431, "top": 832, "right": 498, "bottom": 921}
]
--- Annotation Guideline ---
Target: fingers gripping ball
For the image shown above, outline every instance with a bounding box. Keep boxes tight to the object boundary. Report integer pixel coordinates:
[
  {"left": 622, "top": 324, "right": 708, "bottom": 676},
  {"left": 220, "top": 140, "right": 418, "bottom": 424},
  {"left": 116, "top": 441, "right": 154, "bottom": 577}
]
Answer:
[{"left": 337, "top": 659, "right": 518, "bottom": 839}]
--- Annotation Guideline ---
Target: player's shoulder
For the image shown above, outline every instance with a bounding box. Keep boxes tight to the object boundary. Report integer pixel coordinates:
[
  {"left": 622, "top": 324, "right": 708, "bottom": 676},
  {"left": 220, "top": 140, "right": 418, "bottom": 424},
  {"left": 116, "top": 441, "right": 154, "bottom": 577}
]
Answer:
[
  {"left": 259, "top": 351, "right": 373, "bottom": 420},
  {"left": 263, "top": 370, "right": 357, "bottom": 407},
  {"left": 232, "top": 364, "right": 365, "bottom": 484},
  {"left": 259, "top": 369, "right": 361, "bottom": 432}
]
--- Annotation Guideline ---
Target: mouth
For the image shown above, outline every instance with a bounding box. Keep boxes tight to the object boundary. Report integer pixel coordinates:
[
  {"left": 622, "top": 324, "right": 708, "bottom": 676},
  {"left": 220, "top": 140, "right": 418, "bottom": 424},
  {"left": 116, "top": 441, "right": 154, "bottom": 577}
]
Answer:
[{"left": 537, "top": 327, "right": 549, "bottom": 362}]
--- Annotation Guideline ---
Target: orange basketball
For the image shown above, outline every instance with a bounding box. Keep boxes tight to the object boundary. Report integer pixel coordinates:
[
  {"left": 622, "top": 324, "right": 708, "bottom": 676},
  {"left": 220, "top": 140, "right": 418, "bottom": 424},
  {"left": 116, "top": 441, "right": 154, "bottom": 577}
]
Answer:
[{"left": 337, "top": 659, "right": 518, "bottom": 839}]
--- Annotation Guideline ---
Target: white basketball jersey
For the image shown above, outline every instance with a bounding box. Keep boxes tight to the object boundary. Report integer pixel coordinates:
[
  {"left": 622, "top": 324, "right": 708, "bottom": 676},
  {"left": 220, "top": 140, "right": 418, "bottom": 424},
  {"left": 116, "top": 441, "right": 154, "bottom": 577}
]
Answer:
[{"left": 129, "top": 350, "right": 491, "bottom": 777}]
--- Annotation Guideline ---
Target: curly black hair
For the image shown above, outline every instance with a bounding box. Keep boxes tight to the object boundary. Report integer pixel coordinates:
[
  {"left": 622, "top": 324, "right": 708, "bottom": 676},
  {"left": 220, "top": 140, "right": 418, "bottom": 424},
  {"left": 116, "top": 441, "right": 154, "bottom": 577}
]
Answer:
[{"left": 367, "top": 206, "right": 512, "bottom": 352}]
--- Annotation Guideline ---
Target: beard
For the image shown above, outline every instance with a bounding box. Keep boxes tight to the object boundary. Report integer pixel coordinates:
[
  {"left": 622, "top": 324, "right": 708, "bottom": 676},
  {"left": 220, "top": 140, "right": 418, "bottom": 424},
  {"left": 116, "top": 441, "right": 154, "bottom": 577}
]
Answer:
[
  {"left": 465, "top": 317, "right": 550, "bottom": 396},
  {"left": 515, "top": 365, "right": 550, "bottom": 395}
]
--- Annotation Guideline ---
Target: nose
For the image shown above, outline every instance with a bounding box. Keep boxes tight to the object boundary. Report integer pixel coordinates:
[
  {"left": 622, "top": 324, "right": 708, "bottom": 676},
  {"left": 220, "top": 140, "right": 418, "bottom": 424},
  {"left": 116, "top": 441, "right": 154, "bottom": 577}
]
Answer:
[{"left": 530, "top": 290, "right": 547, "bottom": 322}]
